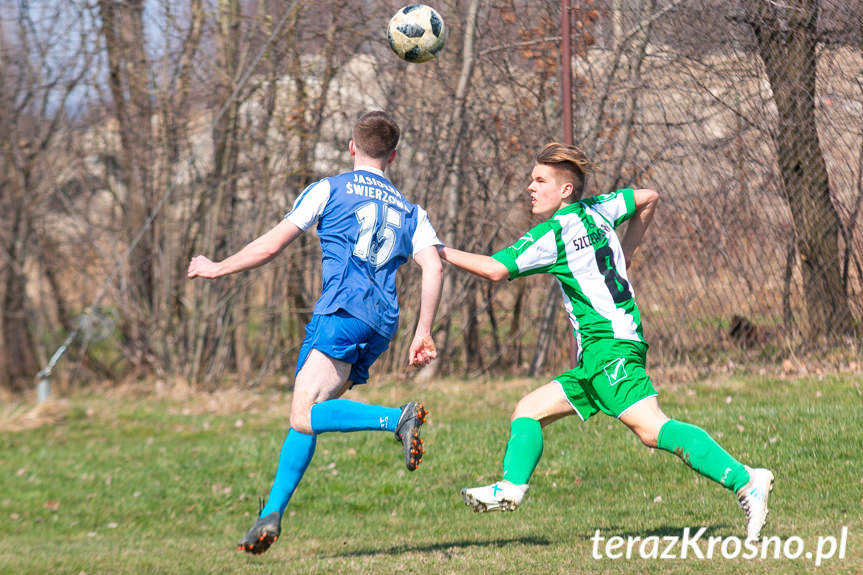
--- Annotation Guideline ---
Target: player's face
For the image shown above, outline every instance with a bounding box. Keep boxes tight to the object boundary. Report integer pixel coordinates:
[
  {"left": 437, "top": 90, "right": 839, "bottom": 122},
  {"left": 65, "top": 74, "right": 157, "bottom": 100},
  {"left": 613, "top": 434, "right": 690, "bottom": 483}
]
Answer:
[{"left": 528, "top": 164, "right": 571, "bottom": 218}]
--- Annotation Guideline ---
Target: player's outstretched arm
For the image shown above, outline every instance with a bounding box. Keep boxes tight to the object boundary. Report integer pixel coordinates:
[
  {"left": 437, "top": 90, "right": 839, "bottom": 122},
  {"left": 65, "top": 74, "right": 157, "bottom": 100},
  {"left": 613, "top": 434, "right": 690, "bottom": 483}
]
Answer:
[
  {"left": 187, "top": 219, "right": 303, "bottom": 280},
  {"left": 621, "top": 188, "right": 659, "bottom": 268},
  {"left": 408, "top": 245, "right": 443, "bottom": 367},
  {"left": 438, "top": 246, "right": 509, "bottom": 282}
]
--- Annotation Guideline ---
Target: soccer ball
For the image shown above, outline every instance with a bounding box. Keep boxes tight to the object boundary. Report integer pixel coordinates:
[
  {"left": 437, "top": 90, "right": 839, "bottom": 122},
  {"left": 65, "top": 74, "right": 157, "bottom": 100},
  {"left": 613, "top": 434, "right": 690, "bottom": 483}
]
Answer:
[{"left": 387, "top": 4, "right": 446, "bottom": 63}]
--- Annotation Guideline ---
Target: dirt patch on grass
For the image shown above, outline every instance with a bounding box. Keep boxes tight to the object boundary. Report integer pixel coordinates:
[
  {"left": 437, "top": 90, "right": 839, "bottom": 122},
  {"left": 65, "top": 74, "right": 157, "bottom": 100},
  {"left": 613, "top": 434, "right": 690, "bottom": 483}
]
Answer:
[{"left": 0, "top": 399, "right": 69, "bottom": 432}]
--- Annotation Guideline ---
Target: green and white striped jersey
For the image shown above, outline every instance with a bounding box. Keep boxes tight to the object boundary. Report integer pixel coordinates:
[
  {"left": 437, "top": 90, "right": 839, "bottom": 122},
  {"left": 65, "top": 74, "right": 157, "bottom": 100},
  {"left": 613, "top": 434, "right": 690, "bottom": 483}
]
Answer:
[{"left": 492, "top": 189, "right": 645, "bottom": 355}]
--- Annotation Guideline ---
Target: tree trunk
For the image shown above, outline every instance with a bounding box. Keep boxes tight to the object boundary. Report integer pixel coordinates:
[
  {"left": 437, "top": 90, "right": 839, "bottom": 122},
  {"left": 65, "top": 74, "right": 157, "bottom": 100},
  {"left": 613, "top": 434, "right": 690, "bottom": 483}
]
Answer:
[
  {"left": 464, "top": 280, "right": 484, "bottom": 371},
  {"left": 746, "top": 0, "right": 854, "bottom": 339},
  {"left": 529, "top": 280, "right": 561, "bottom": 376},
  {"left": 0, "top": 28, "right": 38, "bottom": 389},
  {"left": 1, "top": 210, "right": 39, "bottom": 391},
  {"left": 190, "top": 0, "right": 243, "bottom": 384},
  {"left": 156, "top": 0, "right": 205, "bottom": 373},
  {"left": 609, "top": 0, "right": 656, "bottom": 190},
  {"left": 0, "top": 4, "right": 89, "bottom": 391},
  {"left": 99, "top": 0, "right": 156, "bottom": 371},
  {"left": 429, "top": 0, "right": 480, "bottom": 377}
]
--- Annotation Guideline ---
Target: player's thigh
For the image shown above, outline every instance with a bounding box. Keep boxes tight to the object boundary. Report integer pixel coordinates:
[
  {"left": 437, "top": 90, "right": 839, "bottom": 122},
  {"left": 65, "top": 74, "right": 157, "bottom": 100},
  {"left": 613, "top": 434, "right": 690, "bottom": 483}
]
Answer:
[
  {"left": 290, "top": 349, "right": 352, "bottom": 429},
  {"left": 618, "top": 395, "right": 669, "bottom": 447},
  {"left": 511, "top": 381, "right": 576, "bottom": 426}
]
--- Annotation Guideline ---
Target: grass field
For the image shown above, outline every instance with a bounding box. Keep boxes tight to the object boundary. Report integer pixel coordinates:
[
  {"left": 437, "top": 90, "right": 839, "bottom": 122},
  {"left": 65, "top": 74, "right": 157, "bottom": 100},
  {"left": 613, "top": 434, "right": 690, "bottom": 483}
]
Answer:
[{"left": 1, "top": 371, "right": 861, "bottom": 574}]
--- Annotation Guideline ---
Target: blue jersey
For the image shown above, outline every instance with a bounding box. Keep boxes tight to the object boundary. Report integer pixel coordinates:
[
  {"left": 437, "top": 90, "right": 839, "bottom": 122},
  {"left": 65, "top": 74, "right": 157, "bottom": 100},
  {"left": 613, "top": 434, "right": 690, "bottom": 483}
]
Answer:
[{"left": 286, "top": 166, "right": 441, "bottom": 340}]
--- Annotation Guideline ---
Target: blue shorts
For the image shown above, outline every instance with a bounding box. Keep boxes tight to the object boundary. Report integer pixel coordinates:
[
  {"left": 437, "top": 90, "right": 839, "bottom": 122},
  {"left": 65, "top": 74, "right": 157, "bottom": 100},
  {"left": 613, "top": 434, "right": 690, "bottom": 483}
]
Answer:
[{"left": 295, "top": 309, "right": 391, "bottom": 386}]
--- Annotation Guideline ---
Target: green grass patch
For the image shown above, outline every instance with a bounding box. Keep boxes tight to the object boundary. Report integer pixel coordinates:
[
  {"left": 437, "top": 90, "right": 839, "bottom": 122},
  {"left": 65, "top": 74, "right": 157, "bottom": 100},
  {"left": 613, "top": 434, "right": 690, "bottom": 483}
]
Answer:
[{"left": 1, "top": 373, "right": 861, "bottom": 574}]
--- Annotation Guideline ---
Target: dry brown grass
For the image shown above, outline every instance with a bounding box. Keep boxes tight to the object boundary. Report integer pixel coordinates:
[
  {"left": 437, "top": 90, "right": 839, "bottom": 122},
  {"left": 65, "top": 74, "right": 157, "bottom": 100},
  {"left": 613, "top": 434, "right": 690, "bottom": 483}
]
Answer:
[{"left": 0, "top": 399, "right": 69, "bottom": 432}]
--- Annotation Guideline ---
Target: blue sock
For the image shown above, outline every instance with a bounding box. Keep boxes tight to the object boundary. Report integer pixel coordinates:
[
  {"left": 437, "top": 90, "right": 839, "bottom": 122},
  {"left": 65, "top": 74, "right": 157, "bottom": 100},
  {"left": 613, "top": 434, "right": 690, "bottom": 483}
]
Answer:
[
  {"left": 260, "top": 429, "right": 316, "bottom": 517},
  {"left": 310, "top": 399, "right": 401, "bottom": 433}
]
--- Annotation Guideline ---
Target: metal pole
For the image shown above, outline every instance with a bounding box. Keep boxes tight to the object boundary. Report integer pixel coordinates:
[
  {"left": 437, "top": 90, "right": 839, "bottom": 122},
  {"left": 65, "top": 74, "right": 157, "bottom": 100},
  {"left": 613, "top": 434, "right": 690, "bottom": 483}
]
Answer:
[
  {"left": 35, "top": 331, "right": 75, "bottom": 403},
  {"left": 562, "top": 0, "right": 579, "bottom": 368},
  {"left": 561, "top": 0, "right": 573, "bottom": 145}
]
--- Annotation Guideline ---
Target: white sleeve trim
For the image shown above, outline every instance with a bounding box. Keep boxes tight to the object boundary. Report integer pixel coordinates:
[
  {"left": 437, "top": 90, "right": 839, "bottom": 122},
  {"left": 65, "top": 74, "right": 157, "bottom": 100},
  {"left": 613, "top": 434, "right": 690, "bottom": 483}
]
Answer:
[
  {"left": 591, "top": 193, "right": 627, "bottom": 226},
  {"left": 514, "top": 229, "right": 558, "bottom": 272},
  {"left": 285, "top": 179, "right": 331, "bottom": 230},
  {"left": 411, "top": 206, "right": 442, "bottom": 255}
]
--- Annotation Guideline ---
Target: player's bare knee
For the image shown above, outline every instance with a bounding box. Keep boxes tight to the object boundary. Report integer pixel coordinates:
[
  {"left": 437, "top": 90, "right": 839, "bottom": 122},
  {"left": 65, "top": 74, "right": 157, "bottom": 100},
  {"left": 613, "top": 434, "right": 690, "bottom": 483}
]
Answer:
[
  {"left": 291, "top": 415, "right": 313, "bottom": 435},
  {"left": 634, "top": 426, "right": 659, "bottom": 447},
  {"left": 511, "top": 397, "right": 538, "bottom": 421},
  {"left": 640, "top": 434, "right": 659, "bottom": 448},
  {"left": 289, "top": 402, "right": 314, "bottom": 434}
]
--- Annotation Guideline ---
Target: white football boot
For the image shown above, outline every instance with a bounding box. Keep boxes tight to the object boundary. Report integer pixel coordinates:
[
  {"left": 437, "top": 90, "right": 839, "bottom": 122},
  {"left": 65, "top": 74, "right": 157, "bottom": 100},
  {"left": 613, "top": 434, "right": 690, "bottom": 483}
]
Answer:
[
  {"left": 461, "top": 480, "right": 528, "bottom": 512},
  {"left": 736, "top": 466, "right": 775, "bottom": 541}
]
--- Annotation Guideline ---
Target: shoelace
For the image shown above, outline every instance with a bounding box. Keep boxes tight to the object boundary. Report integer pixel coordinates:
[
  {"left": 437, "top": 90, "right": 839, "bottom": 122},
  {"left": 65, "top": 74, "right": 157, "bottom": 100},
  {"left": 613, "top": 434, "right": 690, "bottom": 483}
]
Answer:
[
  {"left": 738, "top": 489, "right": 764, "bottom": 518},
  {"left": 738, "top": 492, "right": 752, "bottom": 514}
]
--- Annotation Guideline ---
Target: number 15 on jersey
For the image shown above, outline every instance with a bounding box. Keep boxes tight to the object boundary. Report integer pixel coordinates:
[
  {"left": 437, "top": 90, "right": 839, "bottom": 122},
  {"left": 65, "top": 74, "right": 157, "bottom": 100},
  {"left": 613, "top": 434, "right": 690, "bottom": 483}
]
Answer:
[{"left": 353, "top": 202, "right": 402, "bottom": 267}]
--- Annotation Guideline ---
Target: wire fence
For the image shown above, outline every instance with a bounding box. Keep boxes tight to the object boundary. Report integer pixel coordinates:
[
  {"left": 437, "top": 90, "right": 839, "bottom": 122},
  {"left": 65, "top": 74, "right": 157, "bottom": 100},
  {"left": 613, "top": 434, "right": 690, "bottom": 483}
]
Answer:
[
  {"left": 605, "top": 0, "right": 863, "bottom": 360},
  {"left": 405, "top": 0, "right": 863, "bottom": 377},
  {"left": 5, "top": 0, "right": 862, "bottom": 392}
]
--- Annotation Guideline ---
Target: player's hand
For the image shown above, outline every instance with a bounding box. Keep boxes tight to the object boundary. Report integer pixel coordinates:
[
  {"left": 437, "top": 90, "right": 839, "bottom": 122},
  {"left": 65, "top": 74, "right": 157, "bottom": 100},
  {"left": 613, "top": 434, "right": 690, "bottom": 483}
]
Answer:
[
  {"left": 187, "top": 255, "right": 220, "bottom": 279},
  {"left": 408, "top": 335, "right": 436, "bottom": 367}
]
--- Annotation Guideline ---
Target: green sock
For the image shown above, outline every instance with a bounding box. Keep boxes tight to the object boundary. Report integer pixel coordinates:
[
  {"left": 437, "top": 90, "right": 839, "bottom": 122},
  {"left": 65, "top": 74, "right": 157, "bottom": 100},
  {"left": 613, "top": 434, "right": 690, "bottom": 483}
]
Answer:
[
  {"left": 657, "top": 419, "right": 750, "bottom": 492},
  {"left": 502, "top": 417, "right": 543, "bottom": 485}
]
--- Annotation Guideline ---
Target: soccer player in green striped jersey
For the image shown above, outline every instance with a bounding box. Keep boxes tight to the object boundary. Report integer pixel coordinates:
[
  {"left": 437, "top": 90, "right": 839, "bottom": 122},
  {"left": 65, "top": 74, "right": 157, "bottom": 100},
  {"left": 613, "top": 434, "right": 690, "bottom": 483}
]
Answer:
[{"left": 439, "top": 143, "right": 774, "bottom": 541}]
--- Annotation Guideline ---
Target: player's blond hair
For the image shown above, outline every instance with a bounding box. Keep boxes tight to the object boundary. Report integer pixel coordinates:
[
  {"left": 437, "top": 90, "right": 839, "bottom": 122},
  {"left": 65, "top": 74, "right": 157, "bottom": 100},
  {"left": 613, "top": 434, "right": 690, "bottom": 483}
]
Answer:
[
  {"left": 536, "top": 143, "right": 592, "bottom": 199},
  {"left": 353, "top": 111, "right": 400, "bottom": 160}
]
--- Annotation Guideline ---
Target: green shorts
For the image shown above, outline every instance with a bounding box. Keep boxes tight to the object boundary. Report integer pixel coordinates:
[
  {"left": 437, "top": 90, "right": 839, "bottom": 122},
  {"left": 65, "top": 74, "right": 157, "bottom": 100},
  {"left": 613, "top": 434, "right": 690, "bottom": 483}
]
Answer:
[{"left": 555, "top": 339, "right": 657, "bottom": 420}]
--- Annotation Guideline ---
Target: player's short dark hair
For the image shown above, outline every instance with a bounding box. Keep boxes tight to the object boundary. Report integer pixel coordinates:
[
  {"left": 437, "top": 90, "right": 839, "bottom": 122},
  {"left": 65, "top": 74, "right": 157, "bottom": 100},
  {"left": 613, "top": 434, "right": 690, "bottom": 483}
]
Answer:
[
  {"left": 353, "top": 111, "right": 400, "bottom": 160},
  {"left": 536, "top": 143, "right": 592, "bottom": 199}
]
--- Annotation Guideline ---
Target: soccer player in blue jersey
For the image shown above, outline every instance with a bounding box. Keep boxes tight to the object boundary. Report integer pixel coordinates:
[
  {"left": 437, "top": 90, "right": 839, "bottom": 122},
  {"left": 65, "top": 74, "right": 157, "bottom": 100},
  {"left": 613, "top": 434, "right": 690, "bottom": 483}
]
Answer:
[
  {"left": 187, "top": 111, "right": 443, "bottom": 555},
  {"left": 439, "top": 142, "right": 773, "bottom": 542}
]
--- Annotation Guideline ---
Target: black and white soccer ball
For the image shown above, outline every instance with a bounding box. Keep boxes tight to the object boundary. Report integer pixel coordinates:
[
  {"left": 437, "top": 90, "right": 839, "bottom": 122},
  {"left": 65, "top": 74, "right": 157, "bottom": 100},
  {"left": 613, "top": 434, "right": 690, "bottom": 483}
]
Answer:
[{"left": 387, "top": 4, "right": 446, "bottom": 63}]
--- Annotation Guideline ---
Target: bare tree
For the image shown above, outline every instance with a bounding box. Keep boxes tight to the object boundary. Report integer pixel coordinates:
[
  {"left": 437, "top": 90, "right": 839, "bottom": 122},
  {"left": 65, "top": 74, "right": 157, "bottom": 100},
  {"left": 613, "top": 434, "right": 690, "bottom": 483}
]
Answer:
[
  {"left": 8, "top": 1, "right": 862, "bottom": 394},
  {"left": 98, "top": 0, "right": 160, "bottom": 372},
  {"left": 0, "top": 2, "right": 91, "bottom": 390},
  {"left": 426, "top": 0, "right": 481, "bottom": 375},
  {"left": 153, "top": 0, "right": 205, "bottom": 374},
  {"left": 744, "top": 0, "right": 855, "bottom": 340}
]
